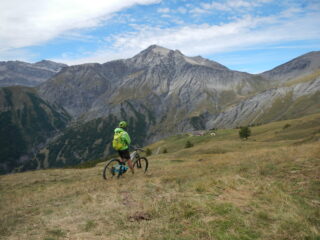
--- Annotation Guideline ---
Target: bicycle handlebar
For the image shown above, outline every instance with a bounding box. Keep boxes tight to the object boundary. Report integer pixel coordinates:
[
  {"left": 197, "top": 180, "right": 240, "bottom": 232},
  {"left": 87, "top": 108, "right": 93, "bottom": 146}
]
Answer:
[{"left": 131, "top": 146, "right": 145, "bottom": 152}]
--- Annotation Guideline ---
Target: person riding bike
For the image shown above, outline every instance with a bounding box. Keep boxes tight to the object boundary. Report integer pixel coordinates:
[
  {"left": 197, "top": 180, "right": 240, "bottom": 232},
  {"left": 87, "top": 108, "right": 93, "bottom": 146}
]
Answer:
[{"left": 112, "top": 121, "right": 134, "bottom": 174}]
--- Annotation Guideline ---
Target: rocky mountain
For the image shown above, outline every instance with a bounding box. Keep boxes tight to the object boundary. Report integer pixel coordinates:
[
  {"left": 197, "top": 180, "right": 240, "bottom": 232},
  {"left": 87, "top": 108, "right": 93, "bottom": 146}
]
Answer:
[
  {"left": 206, "top": 51, "right": 320, "bottom": 128},
  {"left": 30, "top": 46, "right": 318, "bottom": 170},
  {"left": 208, "top": 72, "right": 320, "bottom": 128},
  {"left": 0, "top": 60, "right": 67, "bottom": 87},
  {"left": 1, "top": 46, "right": 319, "bottom": 173},
  {"left": 0, "top": 86, "right": 71, "bottom": 174},
  {"left": 38, "top": 45, "right": 269, "bottom": 136}
]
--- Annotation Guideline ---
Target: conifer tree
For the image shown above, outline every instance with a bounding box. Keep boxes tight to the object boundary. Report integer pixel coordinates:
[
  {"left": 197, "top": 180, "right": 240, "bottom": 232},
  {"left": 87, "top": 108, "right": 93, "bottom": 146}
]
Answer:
[{"left": 239, "top": 126, "right": 251, "bottom": 140}]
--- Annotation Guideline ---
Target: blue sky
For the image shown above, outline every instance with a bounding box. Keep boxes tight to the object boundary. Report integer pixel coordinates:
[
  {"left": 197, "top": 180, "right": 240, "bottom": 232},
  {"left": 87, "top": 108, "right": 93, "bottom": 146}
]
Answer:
[{"left": 1, "top": 0, "right": 320, "bottom": 73}]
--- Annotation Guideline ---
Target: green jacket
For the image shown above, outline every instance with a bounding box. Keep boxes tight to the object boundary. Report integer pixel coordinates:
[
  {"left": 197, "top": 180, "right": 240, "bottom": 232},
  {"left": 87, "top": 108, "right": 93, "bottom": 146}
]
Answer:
[{"left": 114, "top": 127, "right": 131, "bottom": 150}]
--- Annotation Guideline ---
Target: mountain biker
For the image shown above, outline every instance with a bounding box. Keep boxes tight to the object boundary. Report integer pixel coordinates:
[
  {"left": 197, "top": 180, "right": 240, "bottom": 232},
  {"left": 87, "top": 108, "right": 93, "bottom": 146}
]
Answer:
[{"left": 113, "top": 121, "right": 134, "bottom": 174}]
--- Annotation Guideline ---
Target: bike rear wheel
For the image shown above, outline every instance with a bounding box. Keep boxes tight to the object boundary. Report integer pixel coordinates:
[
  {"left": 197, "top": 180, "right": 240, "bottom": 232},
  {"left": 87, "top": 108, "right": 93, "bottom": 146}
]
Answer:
[
  {"left": 103, "top": 159, "right": 122, "bottom": 180},
  {"left": 133, "top": 157, "right": 148, "bottom": 174}
]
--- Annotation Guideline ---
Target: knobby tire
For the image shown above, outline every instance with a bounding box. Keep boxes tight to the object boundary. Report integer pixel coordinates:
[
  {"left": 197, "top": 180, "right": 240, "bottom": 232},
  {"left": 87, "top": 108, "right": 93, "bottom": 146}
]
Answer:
[
  {"left": 133, "top": 157, "right": 148, "bottom": 173},
  {"left": 102, "top": 159, "right": 122, "bottom": 180}
]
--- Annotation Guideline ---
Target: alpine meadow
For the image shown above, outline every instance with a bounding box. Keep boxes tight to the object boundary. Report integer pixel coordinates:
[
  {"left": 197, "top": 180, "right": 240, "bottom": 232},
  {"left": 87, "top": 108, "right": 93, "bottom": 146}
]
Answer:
[{"left": 1, "top": 114, "right": 319, "bottom": 239}]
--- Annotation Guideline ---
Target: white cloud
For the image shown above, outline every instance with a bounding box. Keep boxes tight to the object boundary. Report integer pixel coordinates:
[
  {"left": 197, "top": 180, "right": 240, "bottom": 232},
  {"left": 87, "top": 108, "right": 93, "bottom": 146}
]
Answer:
[
  {"left": 201, "top": 0, "right": 272, "bottom": 12},
  {"left": 0, "top": 0, "right": 160, "bottom": 51},
  {"left": 161, "top": 14, "right": 172, "bottom": 18},
  {"left": 157, "top": 7, "right": 170, "bottom": 13},
  {"left": 0, "top": 48, "right": 37, "bottom": 62},
  {"left": 57, "top": 12, "right": 320, "bottom": 65},
  {"left": 177, "top": 7, "right": 187, "bottom": 14},
  {"left": 189, "top": 7, "right": 211, "bottom": 15}
]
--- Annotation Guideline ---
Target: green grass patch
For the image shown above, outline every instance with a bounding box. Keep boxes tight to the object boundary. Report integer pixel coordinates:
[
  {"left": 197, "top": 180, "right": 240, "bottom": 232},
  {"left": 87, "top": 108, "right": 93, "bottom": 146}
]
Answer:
[
  {"left": 46, "top": 229, "right": 66, "bottom": 238},
  {"left": 83, "top": 220, "right": 97, "bottom": 232},
  {"left": 170, "top": 160, "right": 185, "bottom": 163}
]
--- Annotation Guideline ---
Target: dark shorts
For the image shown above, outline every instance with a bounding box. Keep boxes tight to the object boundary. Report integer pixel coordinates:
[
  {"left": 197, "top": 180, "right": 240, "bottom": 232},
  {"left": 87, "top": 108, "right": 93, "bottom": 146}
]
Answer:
[{"left": 118, "top": 149, "right": 130, "bottom": 160}]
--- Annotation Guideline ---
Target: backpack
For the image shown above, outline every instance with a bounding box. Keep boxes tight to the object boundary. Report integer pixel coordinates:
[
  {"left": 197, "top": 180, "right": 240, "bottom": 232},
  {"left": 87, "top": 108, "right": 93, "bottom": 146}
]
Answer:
[{"left": 112, "top": 131, "right": 125, "bottom": 150}]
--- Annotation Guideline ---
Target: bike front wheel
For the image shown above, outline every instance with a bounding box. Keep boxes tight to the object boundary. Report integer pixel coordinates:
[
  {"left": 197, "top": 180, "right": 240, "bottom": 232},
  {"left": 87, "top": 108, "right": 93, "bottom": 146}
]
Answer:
[
  {"left": 133, "top": 157, "right": 148, "bottom": 174},
  {"left": 103, "top": 159, "right": 122, "bottom": 180}
]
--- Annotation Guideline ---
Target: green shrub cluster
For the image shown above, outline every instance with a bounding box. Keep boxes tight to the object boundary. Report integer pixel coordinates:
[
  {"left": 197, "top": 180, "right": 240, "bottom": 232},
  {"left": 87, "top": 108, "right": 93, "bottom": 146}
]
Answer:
[
  {"left": 283, "top": 123, "right": 291, "bottom": 129},
  {"left": 145, "top": 148, "right": 152, "bottom": 156},
  {"left": 185, "top": 140, "right": 194, "bottom": 148},
  {"left": 239, "top": 126, "right": 251, "bottom": 140}
]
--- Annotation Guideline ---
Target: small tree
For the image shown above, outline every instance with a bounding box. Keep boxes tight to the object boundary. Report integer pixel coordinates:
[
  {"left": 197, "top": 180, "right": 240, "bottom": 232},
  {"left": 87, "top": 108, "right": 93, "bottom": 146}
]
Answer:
[
  {"left": 145, "top": 148, "right": 152, "bottom": 156},
  {"left": 185, "top": 140, "right": 194, "bottom": 148},
  {"left": 162, "top": 148, "right": 168, "bottom": 154},
  {"left": 239, "top": 126, "right": 251, "bottom": 140},
  {"left": 283, "top": 123, "right": 291, "bottom": 129}
]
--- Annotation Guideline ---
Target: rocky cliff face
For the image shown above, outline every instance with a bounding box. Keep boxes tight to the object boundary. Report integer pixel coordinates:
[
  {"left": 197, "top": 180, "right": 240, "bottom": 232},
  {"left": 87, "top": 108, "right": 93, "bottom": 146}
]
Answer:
[
  {"left": 0, "top": 60, "right": 67, "bottom": 87},
  {"left": 208, "top": 73, "right": 320, "bottom": 128},
  {"left": 207, "top": 51, "right": 320, "bottom": 128}
]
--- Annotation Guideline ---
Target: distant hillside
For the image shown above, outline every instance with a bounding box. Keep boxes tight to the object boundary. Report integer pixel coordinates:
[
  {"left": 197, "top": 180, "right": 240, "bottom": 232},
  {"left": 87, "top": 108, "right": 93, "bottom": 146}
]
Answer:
[
  {"left": 208, "top": 70, "right": 320, "bottom": 128},
  {"left": 260, "top": 51, "right": 320, "bottom": 84},
  {"left": 0, "top": 60, "right": 67, "bottom": 87},
  {"left": 32, "top": 100, "right": 155, "bottom": 169},
  {"left": 0, "top": 86, "right": 71, "bottom": 174}
]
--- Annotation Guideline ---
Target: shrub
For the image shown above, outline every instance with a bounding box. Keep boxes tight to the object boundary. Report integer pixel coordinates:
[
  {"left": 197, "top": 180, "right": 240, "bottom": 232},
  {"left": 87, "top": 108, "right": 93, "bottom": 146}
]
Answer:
[
  {"left": 145, "top": 148, "right": 152, "bottom": 156},
  {"left": 283, "top": 123, "right": 291, "bottom": 129},
  {"left": 185, "top": 141, "right": 194, "bottom": 148},
  {"left": 239, "top": 126, "right": 251, "bottom": 140},
  {"left": 163, "top": 148, "right": 168, "bottom": 154}
]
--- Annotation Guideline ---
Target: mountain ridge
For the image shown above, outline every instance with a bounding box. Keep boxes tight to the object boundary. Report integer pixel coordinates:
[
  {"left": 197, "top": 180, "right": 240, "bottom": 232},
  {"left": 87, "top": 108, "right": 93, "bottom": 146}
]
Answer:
[
  {"left": 260, "top": 50, "right": 320, "bottom": 83},
  {"left": 38, "top": 45, "right": 268, "bottom": 121},
  {"left": 0, "top": 60, "right": 67, "bottom": 87},
  {"left": 1, "top": 46, "right": 319, "bottom": 173}
]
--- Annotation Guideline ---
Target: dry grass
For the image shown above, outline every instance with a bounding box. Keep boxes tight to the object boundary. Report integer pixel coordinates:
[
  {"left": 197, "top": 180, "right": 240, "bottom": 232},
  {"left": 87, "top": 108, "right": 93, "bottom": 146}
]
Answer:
[{"left": 1, "top": 114, "right": 320, "bottom": 239}]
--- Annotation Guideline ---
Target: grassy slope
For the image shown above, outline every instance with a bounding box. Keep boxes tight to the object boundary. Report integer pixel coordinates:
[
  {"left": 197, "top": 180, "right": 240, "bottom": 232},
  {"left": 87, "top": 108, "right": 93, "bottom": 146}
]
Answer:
[{"left": 0, "top": 114, "right": 319, "bottom": 240}]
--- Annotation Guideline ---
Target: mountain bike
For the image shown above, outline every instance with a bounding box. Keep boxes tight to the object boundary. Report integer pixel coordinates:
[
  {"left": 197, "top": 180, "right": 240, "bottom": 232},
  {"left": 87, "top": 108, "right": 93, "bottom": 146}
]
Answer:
[{"left": 102, "top": 148, "right": 148, "bottom": 180}]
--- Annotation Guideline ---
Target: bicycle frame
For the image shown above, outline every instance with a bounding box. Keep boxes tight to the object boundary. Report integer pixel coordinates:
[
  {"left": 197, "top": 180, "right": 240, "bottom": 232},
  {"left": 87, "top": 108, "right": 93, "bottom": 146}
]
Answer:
[
  {"left": 130, "top": 150, "right": 140, "bottom": 162},
  {"left": 119, "top": 148, "right": 144, "bottom": 173}
]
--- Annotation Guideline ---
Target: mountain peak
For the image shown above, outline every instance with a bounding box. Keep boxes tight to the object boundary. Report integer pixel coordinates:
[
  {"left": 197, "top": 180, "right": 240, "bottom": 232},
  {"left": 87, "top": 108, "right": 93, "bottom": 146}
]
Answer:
[
  {"left": 36, "top": 59, "right": 55, "bottom": 64},
  {"left": 140, "top": 45, "right": 172, "bottom": 56},
  {"left": 34, "top": 60, "right": 67, "bottom": 72},
  {"left": 129, "top": 45, "right": 229, "bottom": 70}
]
